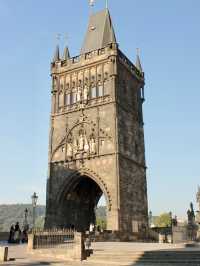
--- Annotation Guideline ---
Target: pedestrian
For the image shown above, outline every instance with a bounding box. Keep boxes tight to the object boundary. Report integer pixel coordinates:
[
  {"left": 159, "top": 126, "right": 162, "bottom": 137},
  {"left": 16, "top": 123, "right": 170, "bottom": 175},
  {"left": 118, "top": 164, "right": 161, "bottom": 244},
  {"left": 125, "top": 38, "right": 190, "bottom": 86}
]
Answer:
[
  {"left": 14, "top": 222, "right": 21, "bottom": 244},
  {"left": 8, "top": 225, "right": 15, "bottom": 243}
]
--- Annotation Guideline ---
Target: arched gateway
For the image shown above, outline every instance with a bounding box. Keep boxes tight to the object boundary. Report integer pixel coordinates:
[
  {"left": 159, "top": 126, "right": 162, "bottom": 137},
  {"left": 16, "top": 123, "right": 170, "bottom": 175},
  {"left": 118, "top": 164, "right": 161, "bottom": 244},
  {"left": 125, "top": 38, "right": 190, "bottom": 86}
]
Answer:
[
  {"left": 45, "top": 9, "right": 148, "bottom": 236},
  {"left": 55, "top": 170, "right": 110, "bottom": 232}
]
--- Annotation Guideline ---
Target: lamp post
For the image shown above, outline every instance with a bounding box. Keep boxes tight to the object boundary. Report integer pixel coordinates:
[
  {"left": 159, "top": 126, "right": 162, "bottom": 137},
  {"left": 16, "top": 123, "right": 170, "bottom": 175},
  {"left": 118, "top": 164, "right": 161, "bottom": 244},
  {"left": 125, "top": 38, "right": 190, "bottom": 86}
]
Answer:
[
  {"left": 23, "top": 208, "right": 29, "bottom": 230},
  {"left": 31, "top": 192, "right": 38, "bottom": 229}
]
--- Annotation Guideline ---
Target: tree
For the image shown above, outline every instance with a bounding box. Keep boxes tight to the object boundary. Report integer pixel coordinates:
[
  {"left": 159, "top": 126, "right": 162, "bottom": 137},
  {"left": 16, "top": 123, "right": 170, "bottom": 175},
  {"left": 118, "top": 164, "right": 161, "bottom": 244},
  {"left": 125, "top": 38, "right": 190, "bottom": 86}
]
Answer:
[
  {"left": 154, "top": 213, "right": 171, "bottom": 227},
  {"left": 96, "top": 218, "right": 106, "bottom": 230},
  {"left": 35, "top": 216, "right": 45, "bottom": 229}
]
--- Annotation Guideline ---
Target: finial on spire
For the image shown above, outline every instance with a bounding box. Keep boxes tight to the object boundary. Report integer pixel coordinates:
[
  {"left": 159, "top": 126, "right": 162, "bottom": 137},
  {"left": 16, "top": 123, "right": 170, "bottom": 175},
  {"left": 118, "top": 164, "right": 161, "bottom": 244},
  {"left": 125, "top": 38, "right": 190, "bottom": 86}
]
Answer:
[
  {"left": 135, "top": 48, "right": 143, "bottom": 73},
  {"left": 89, "top": 0, "right": 95, "bottom": 6},
  {"left": 106, "top": 0, "right": 108, "bottom": 9},
  {"left": 63, "top": 34, "right": 70, "bottom": 60},
  {"left": 52, "top": 33, "right": 61, "bottom": 62},
  {"left": 89, "top": 0, "right": 95, "bottom": 14}
]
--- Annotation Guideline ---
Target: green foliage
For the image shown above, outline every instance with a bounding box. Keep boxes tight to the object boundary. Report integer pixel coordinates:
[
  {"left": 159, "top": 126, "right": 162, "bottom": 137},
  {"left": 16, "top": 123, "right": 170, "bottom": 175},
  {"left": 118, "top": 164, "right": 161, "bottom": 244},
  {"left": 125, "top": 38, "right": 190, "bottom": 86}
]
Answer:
[
  {"left": 0, "top": 204, "right": 45, "bottom": 232},
  {"left": 154, "top": 213, "right": 172, "bottom": 228},
  {"left": 0, "top": 204, "right": 107, "bottom": 232},
  {"left": 35, "top": 216, "right": 45, "bottom": 229},
  {"left": 96, "top": 218, "right": 107, "bottom": 230}
]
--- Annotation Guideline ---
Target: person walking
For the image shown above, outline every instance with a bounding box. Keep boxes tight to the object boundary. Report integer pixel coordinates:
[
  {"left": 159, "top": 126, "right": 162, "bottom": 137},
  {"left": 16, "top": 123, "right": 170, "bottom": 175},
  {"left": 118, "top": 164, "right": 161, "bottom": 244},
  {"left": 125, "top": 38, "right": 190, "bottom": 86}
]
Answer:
[
  {"left": 14, "top": 222, "right": 21, "bottom": 244},
  {"left": 8, "top": 225, "right": 15, "bottom": 243}
]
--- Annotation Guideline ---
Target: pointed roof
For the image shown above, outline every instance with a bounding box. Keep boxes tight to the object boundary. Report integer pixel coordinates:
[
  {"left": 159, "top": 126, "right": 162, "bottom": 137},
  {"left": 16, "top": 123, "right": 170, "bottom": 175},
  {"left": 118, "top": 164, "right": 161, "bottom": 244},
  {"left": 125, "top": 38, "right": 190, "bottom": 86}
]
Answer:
[
  {"left": 53, "top": 45, "right": 60, "bottom": 62},
  {"left": 63, "top": 46, "right": 70, "bottom": 60},
  {"left": 81, "top": 9, "right": 116, "bottom": 54},
  {"left": 136, "top": 53, "right": 143, "bottom": 73}
]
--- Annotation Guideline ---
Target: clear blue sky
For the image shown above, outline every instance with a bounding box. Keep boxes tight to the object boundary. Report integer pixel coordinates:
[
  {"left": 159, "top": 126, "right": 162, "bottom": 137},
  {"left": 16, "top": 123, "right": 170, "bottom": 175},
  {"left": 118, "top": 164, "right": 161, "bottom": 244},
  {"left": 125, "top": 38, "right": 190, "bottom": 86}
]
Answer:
[{"left": 0, "top": 0, "right": 199, "bottom": 219}]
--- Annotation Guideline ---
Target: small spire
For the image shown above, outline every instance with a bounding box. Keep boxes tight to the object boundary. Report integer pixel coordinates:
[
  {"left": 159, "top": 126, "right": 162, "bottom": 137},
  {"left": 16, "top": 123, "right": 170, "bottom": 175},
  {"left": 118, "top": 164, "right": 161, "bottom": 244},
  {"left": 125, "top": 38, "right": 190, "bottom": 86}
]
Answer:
[
  {"left": 135, "top": 48, "right": 143, "bottom": 72},
  {"left": 52, "top": 34, "right": 61, "bottom": 62},
  {"left": 106, "top": 0, "right": 108, "bottom": 9},
  {"left": 53, "top": 45, "right": 60, "bottom": 62},
  {"left": 63, "top": 46, "right": 70, "bottom": 60},
  {"left": 63, "top": 34, "right": 70, "bottom": 60}
]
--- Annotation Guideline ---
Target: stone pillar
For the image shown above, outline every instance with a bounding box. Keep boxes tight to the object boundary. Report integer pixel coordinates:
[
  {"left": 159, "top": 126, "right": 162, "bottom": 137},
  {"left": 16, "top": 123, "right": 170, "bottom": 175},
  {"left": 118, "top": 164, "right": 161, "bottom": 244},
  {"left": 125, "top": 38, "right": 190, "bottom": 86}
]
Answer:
[
  {"left": 0, "top": 247, "right": 8, "bottom": 262},
  {"left": 27, "top": 234, "right": 35, "bottom": 250},
  {"left": 73, "top": 232, "right": 85, "bottom": 261}
]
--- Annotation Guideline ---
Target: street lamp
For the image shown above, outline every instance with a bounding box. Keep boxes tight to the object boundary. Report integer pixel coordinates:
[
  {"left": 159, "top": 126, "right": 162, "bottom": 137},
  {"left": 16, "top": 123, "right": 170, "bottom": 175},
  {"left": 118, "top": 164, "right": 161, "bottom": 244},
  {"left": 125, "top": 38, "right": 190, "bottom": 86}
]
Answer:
[
  {"left": 23, "top": 208, "right": 29, "bottom": 230},
  {"left": 31, "top": 192, "right": 38, "bottom": 229}
]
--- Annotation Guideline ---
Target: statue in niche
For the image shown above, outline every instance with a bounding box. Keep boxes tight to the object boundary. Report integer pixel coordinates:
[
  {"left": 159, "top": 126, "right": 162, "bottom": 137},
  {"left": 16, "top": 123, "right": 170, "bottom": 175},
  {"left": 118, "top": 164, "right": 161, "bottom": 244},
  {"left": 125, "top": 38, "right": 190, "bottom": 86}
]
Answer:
[
  {"left": 77, "top": 87, "right": 81, "bottom": 102},
  {"left": 73, "top": 138, "right": 78, "bottom": 154},
  {"left": 89, "top": 136, "right": 96, "bottom": 154},
  {"left": 187, "top": 202, "right": 195, "bottom": 225},
  {"left": 83, "top": 86, "right": 88, "bottom": 101},
  {"left": 53, "top": 77, "right": 57, "bottom": 91},
  {"left": 84, "top": 135, "right": 89, "bottom": 153},
  {"left": 66, "top": 142, "right": 73, "bottom": 158},
  {"left": 78, "top": 131, "right": 85, "bottom": 151}
]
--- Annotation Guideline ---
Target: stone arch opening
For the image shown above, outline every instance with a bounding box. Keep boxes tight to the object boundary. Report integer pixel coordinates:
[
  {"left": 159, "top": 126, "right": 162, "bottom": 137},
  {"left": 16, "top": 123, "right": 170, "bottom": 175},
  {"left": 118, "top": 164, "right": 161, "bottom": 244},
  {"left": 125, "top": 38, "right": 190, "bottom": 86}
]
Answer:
[{"left": 58, "top": 174, "right": 108, "bottom": 232}]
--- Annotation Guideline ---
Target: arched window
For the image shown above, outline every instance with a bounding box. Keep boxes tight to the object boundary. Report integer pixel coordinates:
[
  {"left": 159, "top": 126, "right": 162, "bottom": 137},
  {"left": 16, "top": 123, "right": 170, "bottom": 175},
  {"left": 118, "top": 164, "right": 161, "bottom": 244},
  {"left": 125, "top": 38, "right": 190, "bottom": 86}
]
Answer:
[
  {"left": 58, "top": 92, "right": 64, "bottom": 107},
  {"left": 65, "top": 93, "right": 71, "bottom": 105},
  {"left": 71, "top": 91, "right": 77, "bottom": 104},
  {"left": 98, "top": 84, "right": 103, "bottom": 97},
  {"left": 91, "top": 86, "right": 97, "bottom": 99}
]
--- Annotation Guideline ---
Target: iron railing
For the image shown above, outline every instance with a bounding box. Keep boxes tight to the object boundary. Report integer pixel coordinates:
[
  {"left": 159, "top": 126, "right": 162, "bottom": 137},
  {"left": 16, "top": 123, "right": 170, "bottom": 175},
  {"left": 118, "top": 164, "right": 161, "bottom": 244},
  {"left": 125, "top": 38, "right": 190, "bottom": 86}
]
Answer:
[{"left": 31, "top": 229, "right": 75, "bottom": 249}]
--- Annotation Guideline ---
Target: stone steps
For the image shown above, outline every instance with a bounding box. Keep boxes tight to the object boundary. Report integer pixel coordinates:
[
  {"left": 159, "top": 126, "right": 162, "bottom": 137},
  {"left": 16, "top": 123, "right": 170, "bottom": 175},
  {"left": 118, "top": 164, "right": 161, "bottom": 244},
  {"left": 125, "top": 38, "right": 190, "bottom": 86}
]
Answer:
[{"left": 86, "top": 250, "right": 200, "bottom": 265}]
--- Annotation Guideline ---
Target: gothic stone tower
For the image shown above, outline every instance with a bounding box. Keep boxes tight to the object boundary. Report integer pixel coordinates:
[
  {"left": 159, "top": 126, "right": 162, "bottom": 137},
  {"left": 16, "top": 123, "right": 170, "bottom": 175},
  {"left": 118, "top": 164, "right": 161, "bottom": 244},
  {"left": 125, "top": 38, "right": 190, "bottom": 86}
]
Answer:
[{"left": 45, "top": 9, "right": 148, "bottom": 235}]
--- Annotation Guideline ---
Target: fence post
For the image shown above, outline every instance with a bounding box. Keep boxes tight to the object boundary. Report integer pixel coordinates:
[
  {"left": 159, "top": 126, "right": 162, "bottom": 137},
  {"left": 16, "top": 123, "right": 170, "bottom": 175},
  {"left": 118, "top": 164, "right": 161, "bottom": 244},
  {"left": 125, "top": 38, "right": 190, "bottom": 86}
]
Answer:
[
  {"left": 0, "top": 247, "right": 8, "bottom": 262},
  {"left": 28, "top": 234, "right": 35, "bottom": 250},
  {"left": 73, "top": 232, "right": 85, "bottom": 261}
]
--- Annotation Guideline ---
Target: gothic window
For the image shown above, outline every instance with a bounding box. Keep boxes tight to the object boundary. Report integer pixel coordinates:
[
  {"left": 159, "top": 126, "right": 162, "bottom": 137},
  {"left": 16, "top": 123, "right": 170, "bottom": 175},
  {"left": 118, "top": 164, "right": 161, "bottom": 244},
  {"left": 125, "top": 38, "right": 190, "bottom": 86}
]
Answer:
[
  {"left": 98, "top": 84, "right": 103, "bottom": 97},
  {"left": 60, "top": 84, "right": 64, "bottom": 91},
  {"left": 65, "top": 93, "right": 71, "bottom": 105},
  {"left": 91, "top": 86, "right": 97, "bottom": 98},
  {"left": 66, "top": 83, "right": 70, "bottom": 91},
  {"left": 58, "top": 92, "right": 63, "bottom": 107},
  {"left": 104, "top": 72, "right": 108, "bottom": 80},
  {"left": 71, "top": 91, "right": 77, "bottom": 104}
]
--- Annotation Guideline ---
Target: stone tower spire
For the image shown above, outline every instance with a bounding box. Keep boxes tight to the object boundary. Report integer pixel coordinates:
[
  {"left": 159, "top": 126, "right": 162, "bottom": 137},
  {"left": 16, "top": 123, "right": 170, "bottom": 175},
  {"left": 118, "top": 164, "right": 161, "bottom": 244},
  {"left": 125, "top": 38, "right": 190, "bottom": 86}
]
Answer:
[
  {"left": 53, "top": 45, "right": 60, "bottom": 62},
  {"left": 63, "top": 46, "right": 70, "bottom": 60},
  {"left": 81, "top": 9, "right": 116, "bottom": 54},
  {"left": 135, "top": 49, "right": 143, "bottom": 73}
]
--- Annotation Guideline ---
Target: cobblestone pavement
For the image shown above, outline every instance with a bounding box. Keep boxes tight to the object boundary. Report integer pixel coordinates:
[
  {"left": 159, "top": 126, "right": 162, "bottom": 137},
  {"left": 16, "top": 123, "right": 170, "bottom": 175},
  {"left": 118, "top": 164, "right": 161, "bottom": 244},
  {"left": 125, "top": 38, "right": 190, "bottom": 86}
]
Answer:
[{"left": 0, "top": 242, "right": 200, "bottom": 266}]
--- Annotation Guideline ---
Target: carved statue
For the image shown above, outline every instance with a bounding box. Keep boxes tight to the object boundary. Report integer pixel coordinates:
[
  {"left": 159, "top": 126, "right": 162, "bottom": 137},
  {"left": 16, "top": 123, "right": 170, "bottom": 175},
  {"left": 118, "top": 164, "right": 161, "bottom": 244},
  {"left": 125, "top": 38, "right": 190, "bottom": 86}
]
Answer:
[
  {"left": 77, "top": 87, "right": 81, "bottom": 102},
  {"left": 78, "top": 133, "right": 85, "bottom": 151},
  {"left": 84, "top": 136, "right": 90, "bottom": 153},
  {"left": 66, "top": 142, "right": 73, "bottom": 158},
  {"left": 187, "top": 202, "right": 195, "bottom": 225},
  {"left": 197, "top": 186, "right": 200, "bottom": 211},
  {"left": 73, "top": 138, "right": 78, "bottom": 154},
  {"left": 83, "top": 86, "right": 88, "bottom": 101},
  {"left": 89, "top": 137, "right": 96, "bottom": 154}
]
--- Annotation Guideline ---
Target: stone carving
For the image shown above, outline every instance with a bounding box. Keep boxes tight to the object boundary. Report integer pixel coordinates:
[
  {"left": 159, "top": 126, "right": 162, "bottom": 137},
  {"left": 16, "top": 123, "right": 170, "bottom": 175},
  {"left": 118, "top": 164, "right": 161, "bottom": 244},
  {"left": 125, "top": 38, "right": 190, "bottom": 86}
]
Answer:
[
  {"left": 83, "top": 86, "right": 88, "bottom": 101},
  {"left": 65, "top": 123, "right": 97, "bottom": 161},
  {"left": 76, "top": 87, "right": 81, "bottom": 102},
  {"left": 78, "top": 131, "right": 84, "bottom": 150},
  {"left": 187, "top": 202, "right": 195, "bottom": 225},
  {"left": 66, "top": 142, "right": 73, "bottom": 158},
  {"left": 89, "top": 136, "right": 96, "bottom": 154}
]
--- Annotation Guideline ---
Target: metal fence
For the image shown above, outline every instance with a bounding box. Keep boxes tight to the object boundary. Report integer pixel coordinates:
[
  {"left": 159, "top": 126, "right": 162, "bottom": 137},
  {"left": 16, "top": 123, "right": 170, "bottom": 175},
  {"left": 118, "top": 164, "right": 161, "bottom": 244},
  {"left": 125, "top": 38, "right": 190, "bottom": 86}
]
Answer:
[{"left": 31, "top": 229, "right": 75, "bottom": 249}]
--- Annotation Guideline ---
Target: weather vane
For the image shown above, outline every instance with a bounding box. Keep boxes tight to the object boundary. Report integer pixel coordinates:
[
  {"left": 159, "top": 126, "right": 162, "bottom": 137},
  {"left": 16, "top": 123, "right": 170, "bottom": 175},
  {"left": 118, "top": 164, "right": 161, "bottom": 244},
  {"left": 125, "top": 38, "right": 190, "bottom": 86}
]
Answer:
[
  {"left": 89, "top": 0, "right": 108, "bottom": 10},
  {"left": 89, "top": 0, "right": 95, "bottom": 7},
  {"left": 56, "top": 33, "right": 61, "bottom": 45}
]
